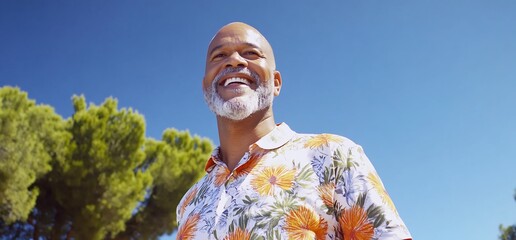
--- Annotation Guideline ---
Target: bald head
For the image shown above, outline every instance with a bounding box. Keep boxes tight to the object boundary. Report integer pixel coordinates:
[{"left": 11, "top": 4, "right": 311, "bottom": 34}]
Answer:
[{"left": 207, "top": 22, "right": 276, "bottom": 69}]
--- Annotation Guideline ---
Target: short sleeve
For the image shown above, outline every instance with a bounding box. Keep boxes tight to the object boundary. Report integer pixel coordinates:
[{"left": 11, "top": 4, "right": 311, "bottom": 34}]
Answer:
[{"left": 332, "top": 144, "right": 412, "bottom": 240}]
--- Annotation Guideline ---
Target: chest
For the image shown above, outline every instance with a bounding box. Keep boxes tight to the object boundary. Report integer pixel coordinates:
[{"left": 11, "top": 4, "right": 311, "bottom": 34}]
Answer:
[{"left": 180, "top": 148, "right": 338, "bottom": 239}]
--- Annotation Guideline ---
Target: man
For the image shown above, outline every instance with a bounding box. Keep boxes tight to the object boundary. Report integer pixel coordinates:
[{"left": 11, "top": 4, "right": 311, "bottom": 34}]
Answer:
[{"left": 176, "top": 22, "right": 412, "bottom": 240}]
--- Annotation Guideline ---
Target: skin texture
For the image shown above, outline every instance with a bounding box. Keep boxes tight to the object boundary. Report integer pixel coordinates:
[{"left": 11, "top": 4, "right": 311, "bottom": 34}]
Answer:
[{"left": 203, "top": 22, "right": 282, "bottom": 171}]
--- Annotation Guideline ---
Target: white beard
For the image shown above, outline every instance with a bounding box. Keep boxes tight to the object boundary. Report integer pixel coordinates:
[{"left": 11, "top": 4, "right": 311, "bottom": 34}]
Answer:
[{"left": 203, "top": 67, "right": 275, "bottom": 121}]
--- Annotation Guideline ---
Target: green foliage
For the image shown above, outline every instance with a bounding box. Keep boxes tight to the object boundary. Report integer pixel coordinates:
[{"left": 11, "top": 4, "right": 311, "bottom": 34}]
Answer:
[
  {"left": 499, "top": 189, "right": 516, "bottom": 240},
  {"left": 117, "top": 129, "right": 212, "bottom": 240},
  {"left": 49, "top": 96, "right": 152, "bottom": 240},
  {"left": 500, "top": 225, "right": 516, "bottom": 240},
  {"left": 0, "top": 87, "right": 70, "bottom": 224},
  {"left": 0, "top": 86, "right": 213, "bottom": 240}
]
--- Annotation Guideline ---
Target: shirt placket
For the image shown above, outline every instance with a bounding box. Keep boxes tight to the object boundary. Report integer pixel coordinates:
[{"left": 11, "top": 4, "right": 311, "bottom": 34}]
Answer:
[{"left": 213, "top": 152, "right": 250, "bottom": 234}]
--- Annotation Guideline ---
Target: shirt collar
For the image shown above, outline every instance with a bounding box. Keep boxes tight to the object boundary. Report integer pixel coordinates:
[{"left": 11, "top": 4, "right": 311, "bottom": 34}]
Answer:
[
  {"left": 204, "top": 122, "right": 295, "bottom": 172},
  {"left": 254, "top": 122, "right": 295, "bottom": 150}
]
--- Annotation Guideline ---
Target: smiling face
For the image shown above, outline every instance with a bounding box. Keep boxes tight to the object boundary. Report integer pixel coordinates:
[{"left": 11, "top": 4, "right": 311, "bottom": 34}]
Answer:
[{"left": 203, "top": 22, "right": 281, "bottom": 121}]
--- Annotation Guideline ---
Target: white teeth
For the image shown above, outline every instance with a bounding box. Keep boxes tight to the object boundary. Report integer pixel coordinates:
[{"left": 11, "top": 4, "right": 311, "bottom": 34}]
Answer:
[{"left": 223, "top": 77, "right": 250, "bottom": 87}]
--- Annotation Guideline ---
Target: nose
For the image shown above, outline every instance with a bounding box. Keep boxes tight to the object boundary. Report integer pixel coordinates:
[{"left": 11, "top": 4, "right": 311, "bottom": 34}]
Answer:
[{"left": 225, "top": 52, "right": 247, "bottom": 68}]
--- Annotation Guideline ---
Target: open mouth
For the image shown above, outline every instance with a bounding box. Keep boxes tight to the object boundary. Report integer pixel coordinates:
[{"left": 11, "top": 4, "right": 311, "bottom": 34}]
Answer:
[{"left": 222, "top": 77, "right": 251, "bottom": 87}]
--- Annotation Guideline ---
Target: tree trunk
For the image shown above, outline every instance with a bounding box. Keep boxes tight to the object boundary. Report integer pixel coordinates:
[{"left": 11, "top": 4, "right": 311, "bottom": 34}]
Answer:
[
  {"left": 50, "top": 207, "right": 66, "bottom": 240},
  {"left": 66, "top": 224, "right": 73, "bottom": 240},
  {"left": 29, "top": 213, "right": 39, "bottom": 240}
]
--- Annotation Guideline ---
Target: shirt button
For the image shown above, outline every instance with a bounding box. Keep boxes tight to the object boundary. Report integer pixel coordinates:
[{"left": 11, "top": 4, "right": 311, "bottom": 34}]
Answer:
[{"left": 225, "top": 174, "right": 235, "bottom": 186}]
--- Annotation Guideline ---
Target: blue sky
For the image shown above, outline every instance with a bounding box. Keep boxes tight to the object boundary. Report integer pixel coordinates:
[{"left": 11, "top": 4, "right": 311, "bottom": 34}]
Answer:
[{"left": 2, "top": 1, "right": 515, "bottom": 239}]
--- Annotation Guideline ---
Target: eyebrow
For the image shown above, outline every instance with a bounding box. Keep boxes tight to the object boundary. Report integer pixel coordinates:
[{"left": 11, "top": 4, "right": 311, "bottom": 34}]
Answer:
[{"left": 209, "top": 42, "right": 261, "bottom": 56}]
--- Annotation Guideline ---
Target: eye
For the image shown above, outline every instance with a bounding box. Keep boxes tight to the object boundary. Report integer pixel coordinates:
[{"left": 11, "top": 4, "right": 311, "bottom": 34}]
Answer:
[
  {"left": 212, "top": 53, "right": 226, "bottom": 60},
  {"left": 243, "top": 51, "right": 258, "bottom": 56},
  {"left": 242, "top": 50, "right": 263, "bottom": 59}
]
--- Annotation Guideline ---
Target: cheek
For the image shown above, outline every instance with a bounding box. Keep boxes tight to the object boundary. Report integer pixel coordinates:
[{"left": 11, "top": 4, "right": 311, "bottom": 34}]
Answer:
[
  {"left": 258, "top": 62, "right": 274, "bottom": 80},
  {"left": 201, "top": 80, "right": 208, "bottom": 91},
  {"left": 204, "top": 65, "right": 221, "bottom": 85},
  {"left": 202, "top": 75, "right": 214, "bottom": 90},
  {"left": 246, "top": 63, "right": 266, "bottom": 80}
]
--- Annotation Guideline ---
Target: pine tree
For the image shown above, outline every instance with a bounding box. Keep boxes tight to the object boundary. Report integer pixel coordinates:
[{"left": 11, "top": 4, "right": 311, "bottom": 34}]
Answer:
[
  {"left": 499, "top": 190, "right": 516, "bottom": 240},
  {"left": 0, "top": 87, "right": 213, "bottom": 239},
  {"left": 0, "top": 87, "right": 70, "bottom": 225},
  {"left": 46, "top": 96, "right": 153, "bottom": 240},
  {"left": 116, "top": 129, "right": 213, "bottom": 239}
]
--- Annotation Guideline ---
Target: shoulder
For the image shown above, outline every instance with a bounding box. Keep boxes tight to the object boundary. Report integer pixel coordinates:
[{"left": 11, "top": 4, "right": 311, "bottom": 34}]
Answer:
[
  {"left": 292, "top": 133, "right": 375, "bottom": 173},
  {"left": 292, "top": 132, "right": 358, "bottom": 152},
  {"left": 286, "top": 132, "right": 365, "bottom": 173},
  {"left": 176, "top": 174, "right": 210, "bottom": 222}
]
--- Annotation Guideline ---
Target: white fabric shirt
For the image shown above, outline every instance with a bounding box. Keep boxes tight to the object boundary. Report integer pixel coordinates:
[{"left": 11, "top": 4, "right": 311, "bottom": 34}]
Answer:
[{"left": 177, "top": 123, "right": 412, "bottom": 240}]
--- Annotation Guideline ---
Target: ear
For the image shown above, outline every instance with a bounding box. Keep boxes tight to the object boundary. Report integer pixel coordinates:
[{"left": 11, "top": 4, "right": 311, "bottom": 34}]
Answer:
[{"left": 273, "top": 70, "right": 282, "bottom": 96}]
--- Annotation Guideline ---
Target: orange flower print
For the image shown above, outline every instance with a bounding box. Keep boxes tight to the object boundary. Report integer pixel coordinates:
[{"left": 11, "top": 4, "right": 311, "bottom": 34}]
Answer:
[
  {"left": 284, "top": 205, "right": 328, "bottom": 240},
  {"left": 304, "top": 134, "right": 343, "bottom": 149},
  {"left": 250, "top": 165, "right": 296, "bottom": 196},
  {"left": 339, "top": 206, "right": 374, "bottom": 240},
  {"left": 368, "top": 173, "right": 396, "bottom": 213},
  {"left": 214, "top": 165, "right": 230, "bottom": 186},
  {"left": 179, "top": 187, "right": 197, "bottom": 218},
  {"left": 233, "top": 152, "right": 264, "bottom": 178},
  {"left": 223, "top": 228, "right": 251, "bottom": 240},
  {"left": 317, "top": 182, "right": 335, "bottom": 208},
  {"left": 176, "top": 213, "right": 200, "bottom": 240}
]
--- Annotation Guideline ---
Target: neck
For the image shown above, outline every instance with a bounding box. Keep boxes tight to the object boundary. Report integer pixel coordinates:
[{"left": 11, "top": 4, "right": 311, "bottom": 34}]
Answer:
[{"left": 216, "top": 106, "right": 276, "bottom": 171}]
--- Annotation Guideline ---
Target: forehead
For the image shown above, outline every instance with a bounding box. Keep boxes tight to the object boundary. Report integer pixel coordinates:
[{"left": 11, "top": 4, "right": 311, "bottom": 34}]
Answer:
[{"left": 207, "top": 27, "right": 269, "bottom": 54}]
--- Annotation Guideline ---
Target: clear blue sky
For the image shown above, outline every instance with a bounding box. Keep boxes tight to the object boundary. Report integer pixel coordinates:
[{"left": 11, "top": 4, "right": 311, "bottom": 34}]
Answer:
[{"left": 1, "top": 1, "right": 515, "bottom": 239}]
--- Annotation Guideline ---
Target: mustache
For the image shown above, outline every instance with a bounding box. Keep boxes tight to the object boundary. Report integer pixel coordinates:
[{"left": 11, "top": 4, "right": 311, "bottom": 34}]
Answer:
[{"left": 212, "top": 67, "right": 261, "bottom": 87}]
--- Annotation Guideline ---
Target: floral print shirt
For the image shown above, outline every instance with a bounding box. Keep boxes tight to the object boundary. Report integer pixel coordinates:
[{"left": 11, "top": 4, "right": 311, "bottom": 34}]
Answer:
[{"left": 176, "top": 123, "right": 412, "bottom": 240}]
